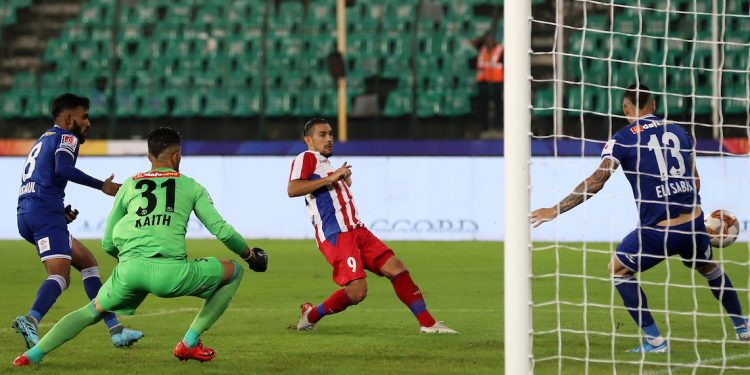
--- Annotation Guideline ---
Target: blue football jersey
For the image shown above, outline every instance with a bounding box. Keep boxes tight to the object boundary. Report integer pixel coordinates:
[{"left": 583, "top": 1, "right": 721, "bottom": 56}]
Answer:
[
  {"left": 17, "top": 126, "right": 81, "bottom": 215},
  {"left": 601, "top": 114, "right": 700, "bottom": 226}
]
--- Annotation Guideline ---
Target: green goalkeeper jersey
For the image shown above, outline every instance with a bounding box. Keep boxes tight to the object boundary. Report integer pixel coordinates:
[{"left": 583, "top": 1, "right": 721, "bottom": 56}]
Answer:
[{"left": 102, "top": 168, "right": 246, "bottom": 261}]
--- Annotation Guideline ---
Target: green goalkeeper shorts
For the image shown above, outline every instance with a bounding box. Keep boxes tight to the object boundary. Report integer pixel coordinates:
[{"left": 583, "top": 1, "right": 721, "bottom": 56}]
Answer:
[{"left": 96, "top": 257, "right": 225, "bottom": 315}]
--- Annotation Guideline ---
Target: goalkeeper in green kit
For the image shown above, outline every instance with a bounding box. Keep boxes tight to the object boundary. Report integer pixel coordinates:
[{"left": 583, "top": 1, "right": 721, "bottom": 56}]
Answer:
[{"left": 13, "top": 127, "right": 268, "bottom": 366}]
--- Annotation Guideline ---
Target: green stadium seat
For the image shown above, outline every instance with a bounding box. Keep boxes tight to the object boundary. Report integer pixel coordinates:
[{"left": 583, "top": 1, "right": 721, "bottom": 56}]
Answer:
[
  {"left": 12, "top": 71, "right": 37, "bottom": 91},
  {"left": 115, "top": 91, "right": 139, "bottom": 117},
  {"left": 232, "top": 91, "right": 262, "bottom": 116},
  {"left": 723, "top": 84, "right": 749, "bottom": 115},
  {"left": 172, "top": 92, "right": 203, "bottom": 117},
  {"left": 23, "top": 93, "right": 45, "bottom": 118},
  {"left": 296, "top": 92, "right": 336, "bottom": 117},
  {"left": 265, "top": 90, "right": 294, "bottom": 116},
  {"left": 443, "top": 92, "right": 471, "bottom": 116},
  {"left": 204, "top": 90, "right": 232, "bottom": 116},
  {"left": 137, "top": 92, "right": 168, "bottom": 117},
  {"left": 658, "top": 93, "right": 685, "bottom": 115},
  {"left": 384, "top": 90, "right": 413, "bottom": 117},
  {"left": 533, "top": 87, "right": 555, "bottom": 117},
  {"left": 0, "top": 92, "right": 24, "bottom": 118}
]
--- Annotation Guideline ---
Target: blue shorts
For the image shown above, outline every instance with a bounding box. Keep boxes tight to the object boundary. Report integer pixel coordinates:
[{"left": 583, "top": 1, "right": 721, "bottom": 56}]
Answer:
[
  {"left": 616, "top": 213, "right": 713, "bottom": 273},
  {"left": 17, "top": 213, "right": 72, "bottom": 262}
]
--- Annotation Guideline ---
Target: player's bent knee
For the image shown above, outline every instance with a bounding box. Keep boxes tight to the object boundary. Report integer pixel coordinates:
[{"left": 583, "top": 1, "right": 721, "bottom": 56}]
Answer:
[
  {"left": 345, "top": 281, "right": 367, "bottom": 304},
  {"left": 229, "top": 260, "right": 244, "bottom": 282},
  {"left": 698, "top": 263, "right": 723, "bottom": 281},
  {"left": 608, "top": 257, "right": 631, "bottom": 277}
]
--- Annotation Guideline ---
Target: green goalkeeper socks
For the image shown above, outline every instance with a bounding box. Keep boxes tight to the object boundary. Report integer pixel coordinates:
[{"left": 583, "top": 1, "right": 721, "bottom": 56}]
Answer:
[
  {"left": 26, "top": 301, "right": 102, "bottom": 363},
  {"left": 183, "top": 261, "right": 243, "bottom": 347}
]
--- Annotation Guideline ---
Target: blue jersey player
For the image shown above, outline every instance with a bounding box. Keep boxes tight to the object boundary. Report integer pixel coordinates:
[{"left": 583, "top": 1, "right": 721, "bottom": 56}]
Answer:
[
  {"left": 14, "top": 93, "right": 143, "bottom": 349},
  {"left": 531, "top": 84, "right": 748, "bottom": 353}
]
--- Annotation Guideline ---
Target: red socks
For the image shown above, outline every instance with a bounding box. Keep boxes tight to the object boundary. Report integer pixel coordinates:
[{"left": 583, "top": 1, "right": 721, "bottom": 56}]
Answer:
[
  {"left": 391, "top": 271, "right": 436, "bottom": 327},
  {"left": 308, "top": 288, "right": 354, "bottom": 324},
  {"left": 308, "top": 272, "right": 436, "bottom": 328}
]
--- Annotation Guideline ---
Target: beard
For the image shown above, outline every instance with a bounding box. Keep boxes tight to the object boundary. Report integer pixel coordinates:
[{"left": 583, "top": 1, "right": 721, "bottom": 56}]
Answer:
[
  {"left": 70, "top": 120, "right": 87, "bottom": 144},
  {"left": 321, "top": 150, "right": 333, "bottom": 157}
]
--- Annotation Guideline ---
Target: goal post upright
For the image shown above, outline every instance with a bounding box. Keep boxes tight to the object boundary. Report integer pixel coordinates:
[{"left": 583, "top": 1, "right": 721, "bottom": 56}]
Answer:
[{"left": 504, "top": 0, "right": 532, "bottom": 374}]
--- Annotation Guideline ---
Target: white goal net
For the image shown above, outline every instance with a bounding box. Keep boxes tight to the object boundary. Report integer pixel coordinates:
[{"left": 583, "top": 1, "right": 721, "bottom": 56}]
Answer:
[{"left": 519, "top": 0, "right": 750, "bottom": 374}]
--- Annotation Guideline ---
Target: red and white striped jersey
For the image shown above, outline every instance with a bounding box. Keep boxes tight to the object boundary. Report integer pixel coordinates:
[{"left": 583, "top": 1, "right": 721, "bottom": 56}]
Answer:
[{"left": 289, "top": 151, "right": 363, "bottom": 242}]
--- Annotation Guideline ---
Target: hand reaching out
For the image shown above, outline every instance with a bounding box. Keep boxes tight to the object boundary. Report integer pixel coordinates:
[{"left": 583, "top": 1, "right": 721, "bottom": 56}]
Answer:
[
  {"left": 102, "top": 174, "right": 121, "bottom": 196},
  {"left": 530, "top": 207, "right": 558, "bottom": 228}
]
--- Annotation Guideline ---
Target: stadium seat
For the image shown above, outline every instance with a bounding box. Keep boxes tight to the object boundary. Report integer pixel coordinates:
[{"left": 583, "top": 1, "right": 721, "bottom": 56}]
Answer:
[
  {"left": 0, "top": 92, "right": 24, "bottom": 118},
  {"left": 443, "top": 92, "right": 471, "bottom": 117},
  {"left": 265, "top": 90, "right": 294, "bottom": 116},
  {"left": 138, "top": 92, "right": 168, "bottom": 117},
  {"left": 172, "top": 92, "right": 203, "bottom": 117},
  {"left": 204, "top": 90, "right": 232, "bottom": 116},
  {"left": 384, "top": 90, "right": 413, "bottom": 117},
  {"left": 115, "top": 91, "right": 140, "bottom": 117},
  {"left": 232, "top": 91, "right": 261, "bottom": 116},
  {"left": 533, "top": 87, "right": 555, "bottom": 117}
]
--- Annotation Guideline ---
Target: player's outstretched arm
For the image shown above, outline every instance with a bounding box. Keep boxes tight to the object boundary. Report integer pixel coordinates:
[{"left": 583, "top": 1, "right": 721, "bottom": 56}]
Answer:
[
  {"left": 531, "top": 158, "right": 618, "bottom": 228},
  {"left": 287, "top": 162, "right": 352, "bottom": 197},
  {"left": 102, "top": 182, "right": 128, "bottom": 258},
  {"left": 193, "top": 184, "right": 256, "bottom": 257},
  {"left": 101, "top": 174, "right": 122, "bottom": 196}
]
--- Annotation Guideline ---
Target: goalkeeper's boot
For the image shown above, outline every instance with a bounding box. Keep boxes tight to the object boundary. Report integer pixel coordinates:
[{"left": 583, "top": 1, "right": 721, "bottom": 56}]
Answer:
[
  {"left": 12, "top": 315, "right": 39, "bottom": 349},
  {"left": 112, "top": 327, "right": 144, "bottom": 347},
  {"left": 735, "top": 323, "right": 750, "bottom": 341},
  {"left": 174, "top": 340, "right": 216, "bottom": 362},
  {"left": 297, "top": 302, "right": 316, "bottom": 331},
  {"left": 11, "top": 354, "right": 31, "bottom": 367},
  {"left": 420, "top": 321, "right": 458, "bottom": 334},
  {"left": 628, "top": 339, "right": 668, "bottom": 353}
]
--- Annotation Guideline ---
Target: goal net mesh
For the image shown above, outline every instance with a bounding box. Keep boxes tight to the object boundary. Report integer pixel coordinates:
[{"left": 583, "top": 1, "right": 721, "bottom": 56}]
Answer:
[{"left": 529, "top": 0, "right": 750, "bottom": 373}]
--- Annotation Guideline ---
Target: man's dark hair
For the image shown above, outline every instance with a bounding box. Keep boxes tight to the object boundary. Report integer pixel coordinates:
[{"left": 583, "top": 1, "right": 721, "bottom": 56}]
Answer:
[
  {"left": 623, "top": 84, "right": 653, "bottom": 109},
  {"left": 147, "top": 127, "right": 182, "bottom": 158},
  {"left": 303, "top": 117, "right": 330, "bottom": 136},
  {"left": 51, "top": 93, "right": 89, "bottom": 119}
]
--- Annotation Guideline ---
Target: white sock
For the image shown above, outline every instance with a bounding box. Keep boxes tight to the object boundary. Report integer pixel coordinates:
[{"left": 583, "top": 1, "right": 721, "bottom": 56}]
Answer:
[{"left": 647, "top": 336, "right": 665, "bottom": 346}]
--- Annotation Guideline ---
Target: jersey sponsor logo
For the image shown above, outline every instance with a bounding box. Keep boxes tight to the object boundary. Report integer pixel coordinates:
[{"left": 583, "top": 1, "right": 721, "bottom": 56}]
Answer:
[
  {"left": 630, "top": 120, "right": 665, "bottom": 134},
  {"left": 132, "top": 171, "right": 181, "bottom": 180},
  {"left": 37, "top": 237, "right": 51, "bottom": 253},
  {"left": 59, "top": 134, "right": 78, "bottom": 154}
]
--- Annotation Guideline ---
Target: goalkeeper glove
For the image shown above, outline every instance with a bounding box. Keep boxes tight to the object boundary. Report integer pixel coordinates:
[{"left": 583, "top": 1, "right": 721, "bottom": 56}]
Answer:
[{"left": 243, "top": 247, "right": 268, "bottom": 272}]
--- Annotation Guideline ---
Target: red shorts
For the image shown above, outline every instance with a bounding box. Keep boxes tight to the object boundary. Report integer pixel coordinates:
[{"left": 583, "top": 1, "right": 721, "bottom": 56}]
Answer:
[{"left": 318, "top": 227, "right": 395, "bottom": 286}]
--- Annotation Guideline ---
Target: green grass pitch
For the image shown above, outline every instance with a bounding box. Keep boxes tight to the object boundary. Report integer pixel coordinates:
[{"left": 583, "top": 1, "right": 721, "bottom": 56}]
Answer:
[
  {"left": 533, "top": 241, "right": 750, "bottom": 375},
  {"left": 0, "top": 240, "right": 501, "bottom": 374},
  {"left": 3, "top": 239, "right": 749, "bottom": 374}
]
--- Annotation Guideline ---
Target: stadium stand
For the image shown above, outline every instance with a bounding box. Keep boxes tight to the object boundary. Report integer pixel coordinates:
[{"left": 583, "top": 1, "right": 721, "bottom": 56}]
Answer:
[{"left": 0, "top": 0, "right": 504, "bottom": 120}]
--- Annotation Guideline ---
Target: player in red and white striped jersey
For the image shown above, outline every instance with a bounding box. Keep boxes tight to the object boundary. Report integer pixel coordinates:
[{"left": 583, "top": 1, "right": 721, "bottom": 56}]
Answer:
[{"left": 288, "top": 118, "right": 456, "bottom": 334}]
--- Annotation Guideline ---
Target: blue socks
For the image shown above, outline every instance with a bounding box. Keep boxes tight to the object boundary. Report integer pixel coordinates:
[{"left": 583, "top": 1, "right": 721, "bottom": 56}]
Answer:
[
  {"left": 704, "top": 268, "right": 746, "bottom": 328},
  {"left": 80, "top": 267, "right": 120, "bottom": 331},
  {"left": 29, "top": 275, "right": 67, "bottom": 324},
  {"left": 614, "top": 275, "right": 659, "bottom": 338}
]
